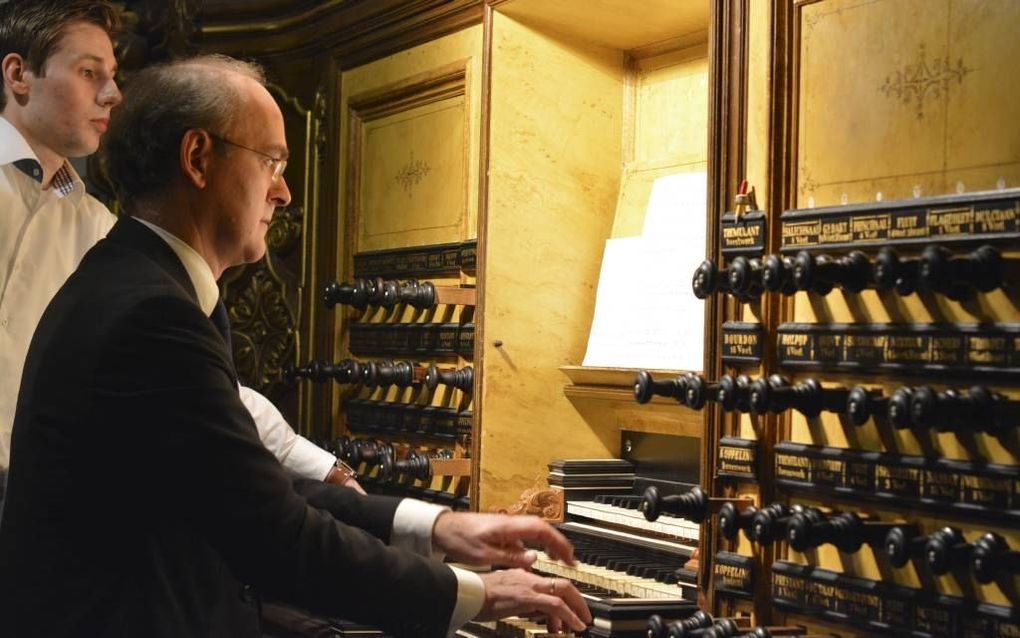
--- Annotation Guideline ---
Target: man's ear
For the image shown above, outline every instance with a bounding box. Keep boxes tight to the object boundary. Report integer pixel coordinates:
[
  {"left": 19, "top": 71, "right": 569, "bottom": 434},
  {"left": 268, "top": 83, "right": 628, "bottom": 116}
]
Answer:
[
  {"left": 2, "top": 53, "right": 32, "bottom": 103},
  {"left": 180, "top": 129, "right": 215, "bottom": 189}
]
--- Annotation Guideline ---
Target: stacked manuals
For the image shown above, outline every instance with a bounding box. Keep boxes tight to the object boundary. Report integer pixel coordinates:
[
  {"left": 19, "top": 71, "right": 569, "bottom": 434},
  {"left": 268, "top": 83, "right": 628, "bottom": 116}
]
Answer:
[{"left": 547, "top": 458, "right": 636, "bottom": 502}]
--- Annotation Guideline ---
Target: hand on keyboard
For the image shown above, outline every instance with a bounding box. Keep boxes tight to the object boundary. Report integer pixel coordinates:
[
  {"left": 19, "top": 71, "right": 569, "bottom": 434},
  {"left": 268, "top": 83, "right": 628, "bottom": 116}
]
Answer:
[
  {"left": 476, "top": 569, "right": 591, "bottom": 632},
  {"left": 432, "top": 512, "right": 577, "bottom": 568}
]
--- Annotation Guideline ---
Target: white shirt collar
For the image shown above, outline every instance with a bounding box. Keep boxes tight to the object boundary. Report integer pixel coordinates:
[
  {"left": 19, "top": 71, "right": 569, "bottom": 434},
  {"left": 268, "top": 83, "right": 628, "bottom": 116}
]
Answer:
[
  {"left": 0, "top": 115, "right": 85, "bottom": 200},
  {"left": 134, "top": 218, "right": 219, "bottom": 315}
]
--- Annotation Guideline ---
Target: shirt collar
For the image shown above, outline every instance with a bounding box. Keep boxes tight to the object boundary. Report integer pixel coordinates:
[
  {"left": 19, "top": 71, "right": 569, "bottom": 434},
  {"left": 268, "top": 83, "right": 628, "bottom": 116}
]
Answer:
[
  {"left": 134, "top": 218, "right": 220, "bottom": 316},
  {"left": 0, "top": 115, "right": 84, "bottom": 200}
]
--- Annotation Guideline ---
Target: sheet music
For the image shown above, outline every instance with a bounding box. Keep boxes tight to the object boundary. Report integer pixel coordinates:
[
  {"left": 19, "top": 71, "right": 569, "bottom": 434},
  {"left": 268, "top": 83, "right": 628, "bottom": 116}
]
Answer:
[{"left": 582, "top": 171, "right": 706, "bottom": 371}]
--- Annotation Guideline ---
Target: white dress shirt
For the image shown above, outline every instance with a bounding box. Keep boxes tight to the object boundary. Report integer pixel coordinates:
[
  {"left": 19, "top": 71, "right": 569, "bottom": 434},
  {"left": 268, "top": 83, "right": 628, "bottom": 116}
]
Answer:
[{"left": 135, "top": 218, "right": 484, "bottom": 632}]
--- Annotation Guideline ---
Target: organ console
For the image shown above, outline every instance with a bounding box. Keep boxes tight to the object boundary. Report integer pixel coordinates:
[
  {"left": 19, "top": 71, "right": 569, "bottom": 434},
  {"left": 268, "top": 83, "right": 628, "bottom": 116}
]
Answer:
[
  {"left": 785, "top": 510, "right": 908, "bottom": 554},
  {"left": 425, "top": 364, "right": 474, "bottom": 393},
  {"left": 747, "top": 376, "right": 849, "bottom": 418},
  {"left": 791, "top": 250, "right": 872, "bottom": 295}
]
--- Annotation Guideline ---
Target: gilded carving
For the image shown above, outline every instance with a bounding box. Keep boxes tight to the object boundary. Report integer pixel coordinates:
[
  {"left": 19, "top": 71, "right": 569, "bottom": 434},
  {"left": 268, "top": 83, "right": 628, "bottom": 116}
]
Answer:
[
  {"left": 879, "top": 43, "right": 971, "bottom": 120},
  {"left": 395, "top": 151, "right": 432, "bottom": 195},
  {"left": 222, "top": 259, "right": 296, "bottom": 395},
  {"left": 266, "top": 205, "right": 304, "bottom": 257},
  {"left": 314, "top": 86, "right": 329, "bottom": 163}
]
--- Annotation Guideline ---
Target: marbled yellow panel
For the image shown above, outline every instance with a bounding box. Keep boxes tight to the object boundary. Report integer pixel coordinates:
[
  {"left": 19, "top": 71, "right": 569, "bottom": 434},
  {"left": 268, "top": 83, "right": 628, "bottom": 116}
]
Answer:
[{"left": 479, "top": 13, "right": 626, "bottom": 509}]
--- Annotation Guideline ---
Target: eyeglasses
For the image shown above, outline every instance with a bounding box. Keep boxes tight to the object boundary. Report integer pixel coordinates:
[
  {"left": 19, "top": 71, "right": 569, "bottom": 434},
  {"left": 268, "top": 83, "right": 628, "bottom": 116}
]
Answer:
[{"left": 209, "top": 133, "right": 288, "bottom": 181}]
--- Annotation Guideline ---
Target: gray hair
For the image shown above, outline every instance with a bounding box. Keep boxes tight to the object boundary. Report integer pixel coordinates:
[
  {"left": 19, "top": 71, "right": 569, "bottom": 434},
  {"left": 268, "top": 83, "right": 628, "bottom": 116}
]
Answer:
[{"left": 102, "top": 54, "right": 266, "bottom": 214}]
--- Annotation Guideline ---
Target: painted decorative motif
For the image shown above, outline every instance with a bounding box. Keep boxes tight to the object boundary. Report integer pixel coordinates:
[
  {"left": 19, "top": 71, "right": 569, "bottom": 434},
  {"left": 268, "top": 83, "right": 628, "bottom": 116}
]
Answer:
[
  {"left": 395, "top": 151, "right": 432, "bottom": 195},
  {"left": 879, "top": 43, "right": 971, "bottom": 120}
]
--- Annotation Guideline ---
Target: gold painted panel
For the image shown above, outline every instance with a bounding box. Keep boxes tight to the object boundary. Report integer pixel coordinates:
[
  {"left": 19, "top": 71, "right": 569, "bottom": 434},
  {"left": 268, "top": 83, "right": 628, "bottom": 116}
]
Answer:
[
  {"left": 796, "top": 0, "right": 1020, "bottom": 208},
  {"left": 358, "top": 95, "right": 468, "bottom": 250}
]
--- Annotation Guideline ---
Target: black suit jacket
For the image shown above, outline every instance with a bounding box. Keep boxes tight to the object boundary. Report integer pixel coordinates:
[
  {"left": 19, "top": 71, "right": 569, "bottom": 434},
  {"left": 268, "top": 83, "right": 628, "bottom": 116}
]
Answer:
[{"left": 0, "top": 218, "right": 457, "bottom": 637}]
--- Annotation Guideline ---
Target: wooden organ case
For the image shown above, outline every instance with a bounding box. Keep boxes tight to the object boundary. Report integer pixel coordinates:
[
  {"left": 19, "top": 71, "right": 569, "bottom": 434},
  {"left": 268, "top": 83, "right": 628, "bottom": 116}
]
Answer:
[{"left": 191, "top": 0, "right": 1020, "bottom": 636}]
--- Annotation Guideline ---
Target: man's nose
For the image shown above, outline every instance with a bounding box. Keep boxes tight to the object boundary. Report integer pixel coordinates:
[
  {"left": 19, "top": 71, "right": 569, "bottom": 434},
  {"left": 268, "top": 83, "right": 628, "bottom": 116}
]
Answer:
[
  {"left": 99, "top": 78, "right": 122, "bottom": 108},
  {"left": 270, "top": 175, "right": 292, "bottom": 208}
]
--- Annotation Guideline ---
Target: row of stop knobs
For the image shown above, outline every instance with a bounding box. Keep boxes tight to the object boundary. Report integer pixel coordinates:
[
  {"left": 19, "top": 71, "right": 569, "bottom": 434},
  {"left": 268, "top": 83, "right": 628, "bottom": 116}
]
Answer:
[
  {"left": 635, "top": 371, "right": 1017, "bottom": 434},
  {"left": 646, "top": 611, "right": 797, "bottom": 638},
  {"left": 333, "top": 436, "right": 448, "bottom": 482},
  {"left": 718, "top": 501, "right": 1020, "bottom": 585},
  {"left": 324, "top": 277, "right": 438, "bottom": 310},
  {"left": 693, "top": 244, "right": 1007, "bottom": 302},
  {"left": 284, "top": 359, "right": 473, "bottom": 392},
  {"left": 638, "top": 485, "right": 1020, "bottom": 584}
]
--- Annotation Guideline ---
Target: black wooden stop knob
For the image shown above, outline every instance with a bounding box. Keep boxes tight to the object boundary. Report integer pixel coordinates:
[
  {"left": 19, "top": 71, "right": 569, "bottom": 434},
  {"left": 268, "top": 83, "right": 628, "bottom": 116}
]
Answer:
[
  {"left": 924, "top": 526, "right": 970, "bottom": 575},
  {"left": 785, "top": 508, "right": 852, "bottom": 553},
  {"left": 910, "top": 385, "right": 1010, "bottom": 434},
  {"left": 365, "top": 276, "right": 396, "bottom": 307},
  {"left": 718, "top": 502, "right": 757, "bottom": 541},
  {"left": 845, "top": 386, "right": 886, "bottom": 426},
  {"left": 634, "top": 371, "right": 690, "bottom": 405},
  {"left": 685, "top": 375, "right": 723, "bottom": 410},
  {"left": 361, "top": 360, "right": 414, "bottom": 388},
  {"left": 640, "top": 485, "right": 708, "bottom": 523},
  {"left": 793, "top": 250, "right": 872, "bottom": 294},
  {"left": 748, "top": 503, "right": 795, "bottom": 544},
  {"left": 334, "top": 435, "right": 356, "bottom": 463},
  {"left": 323, "top": 277, "right": 373, "bottom": 309},
  {"left": 884, "top": 525, "right": 925, "bottom": 568},
  {"left": 761, "top": 254, "right": 797, "bottom": 295},
  {"left": 692, "top": 260, "right": 732, "bottom": 299},
  {"left": 425, "top": 364, "right": 473, "bottom": 392},
  {"left": 349, "top": 439, "right": 391, "bottom": 469},
  {"left": 873, "top": 246, "right": 918, "bottom": 295},
  {"left": 394, "top": 279, "right": 437, "bottom": 309},
  {"left": 886, "top": 386, "right": 916, "bottom": 429},
  {"left": 727, "top": 256, "right": 765, "bottom": 298},
  {"left": 919, "top": 244, "right": 1002, "bottom": 299},
  {"left": 650, "top": 610, "right": 713, "bottom": 638},
  {"left": 718, "top": 374, "right": 753, "bottom": 413},
  {"left": 971, "top": 532, "right": 1020, "bottom": 584}
]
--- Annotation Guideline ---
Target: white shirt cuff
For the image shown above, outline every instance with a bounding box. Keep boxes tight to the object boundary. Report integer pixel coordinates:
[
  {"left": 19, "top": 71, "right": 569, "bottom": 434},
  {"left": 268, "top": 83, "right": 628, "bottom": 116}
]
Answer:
[
  {"left": 391, "top": 499, "right": 448, "bottom": 558},
  {"left": 446, "top": 566, "right": 485, "bottom": 636},
  {"left": 289, "top": 435, "right": 338, "bottom": 481}
]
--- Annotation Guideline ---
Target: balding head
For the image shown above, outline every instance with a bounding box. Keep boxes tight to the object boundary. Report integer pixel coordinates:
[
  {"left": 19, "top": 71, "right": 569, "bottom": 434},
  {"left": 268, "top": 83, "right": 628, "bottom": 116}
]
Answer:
[{"left": 103, "top": 54, "right": 266, "bottom": 214}]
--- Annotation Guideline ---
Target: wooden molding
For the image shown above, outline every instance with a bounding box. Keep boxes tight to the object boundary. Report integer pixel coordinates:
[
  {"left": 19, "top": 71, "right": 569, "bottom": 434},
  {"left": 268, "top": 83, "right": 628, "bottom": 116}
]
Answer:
[{"left": 199, "top": 0, "right": 483, "bottom": 68}]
